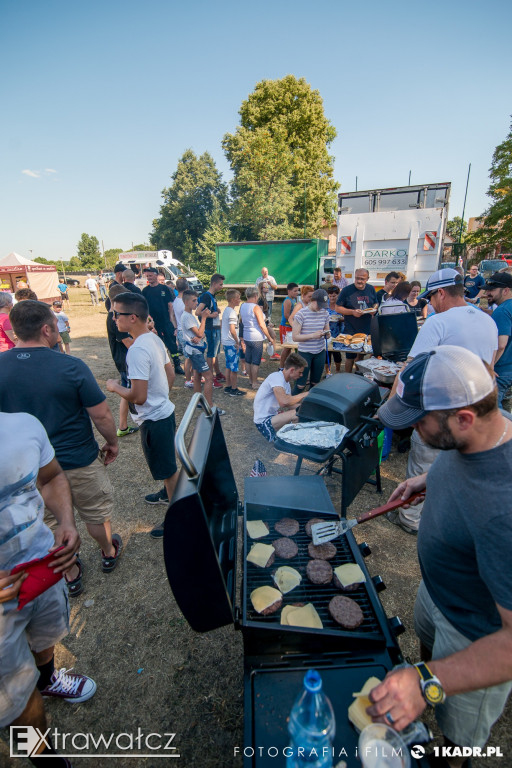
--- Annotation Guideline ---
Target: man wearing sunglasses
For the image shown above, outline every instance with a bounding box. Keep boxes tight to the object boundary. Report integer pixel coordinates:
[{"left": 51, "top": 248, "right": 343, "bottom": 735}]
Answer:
[{"left": 386, "top": 268, "right": 498, "bottom": 535}]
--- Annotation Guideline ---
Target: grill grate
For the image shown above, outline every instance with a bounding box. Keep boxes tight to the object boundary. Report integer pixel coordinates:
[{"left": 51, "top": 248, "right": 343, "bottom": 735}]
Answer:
[{"left": 243, "top": 507, "right": 384, "bottom": 641}]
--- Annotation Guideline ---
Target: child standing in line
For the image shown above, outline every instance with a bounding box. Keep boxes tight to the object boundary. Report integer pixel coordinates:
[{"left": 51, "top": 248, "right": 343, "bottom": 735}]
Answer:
[
  {"left": 52, "top": 300, "right": 71, "bottom": 354},
  {"left": 221, "top": 289, "right": 245, "bottom": 397}
]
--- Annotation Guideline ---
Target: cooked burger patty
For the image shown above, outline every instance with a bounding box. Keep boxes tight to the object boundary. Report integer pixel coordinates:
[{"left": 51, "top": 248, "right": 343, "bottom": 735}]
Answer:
[
  {"left": 328, "top": 595, "right": 364, "bottom": 629},
  {"left": 333, "top": 574, "right": 360, "bottom": 592},
  {"left": 306, "top": 559, "right": 333, "bottom": 585},
  {"left": 274, "top": 517, "right": 300, "bottom": 537},
  {"left": 305, "top": 518, "right": 328, "bottom": 538},
  {"left": 308, "top": 541, "right": 337, "bottom": 560},
  {"left": 273, "top": 537, "right": 299, "bottom": 559}
]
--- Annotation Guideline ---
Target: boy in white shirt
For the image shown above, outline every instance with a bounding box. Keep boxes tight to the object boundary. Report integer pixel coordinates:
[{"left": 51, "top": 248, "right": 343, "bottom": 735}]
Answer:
[
  {"left": 52, "top": 300, "right": 71, "bottom": 354},
  {"left": 253, "top": 353, "right": 309, "bottom": 442},
  {"left": 221, "top": 289, "right": 245, "bottom": 397}
]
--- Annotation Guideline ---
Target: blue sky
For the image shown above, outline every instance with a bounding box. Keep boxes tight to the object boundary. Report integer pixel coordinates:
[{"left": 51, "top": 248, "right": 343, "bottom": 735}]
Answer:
[{"left": 1, "top": 0, "right": 511, "bottom": 262}]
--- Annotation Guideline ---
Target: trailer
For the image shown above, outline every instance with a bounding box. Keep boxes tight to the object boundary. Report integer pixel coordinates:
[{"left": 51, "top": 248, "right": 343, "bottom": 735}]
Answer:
[{"left": 336, "top": 183, "right": 451, "bottom": 286}]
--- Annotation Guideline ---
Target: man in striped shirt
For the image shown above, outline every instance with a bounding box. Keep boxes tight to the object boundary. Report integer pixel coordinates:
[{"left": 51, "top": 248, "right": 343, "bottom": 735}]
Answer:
[{"left": 291, "top": 289, "right": 331, "bottom": 393}]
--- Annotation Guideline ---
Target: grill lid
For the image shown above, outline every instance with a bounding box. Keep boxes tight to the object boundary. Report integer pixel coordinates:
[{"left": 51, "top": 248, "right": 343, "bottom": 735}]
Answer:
[
  {"left": 297, "top": 373, "right": 381, "bottom": 431},
  {"left": 163, "top": 394, "right": 239, "bottom": 633}
]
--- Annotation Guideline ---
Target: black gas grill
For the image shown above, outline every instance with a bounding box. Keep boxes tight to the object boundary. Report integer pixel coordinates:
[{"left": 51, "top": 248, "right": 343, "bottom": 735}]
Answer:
[
  {"left": 163, "top": 394, "right": 425, "bottom": 767},
  {"left": 273, "top": 373, "right": 386, "bottom": 515}
]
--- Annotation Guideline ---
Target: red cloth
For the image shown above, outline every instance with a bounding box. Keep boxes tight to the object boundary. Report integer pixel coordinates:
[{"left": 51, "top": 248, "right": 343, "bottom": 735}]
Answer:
[
  {"left": 10, "top": 547, "right": 64, "bottom": 610},
  {"left": 0, "top": 312, "right": 14, "bottom": 352}
]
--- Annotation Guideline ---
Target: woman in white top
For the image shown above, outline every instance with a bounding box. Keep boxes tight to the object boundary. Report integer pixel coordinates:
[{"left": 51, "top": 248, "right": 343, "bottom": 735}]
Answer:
[
  {"left": 378, "top": 281, "right": 411, "bottom": 315},
  {"left": 240, "top": 287, "right": 273, "bottom": 389}
]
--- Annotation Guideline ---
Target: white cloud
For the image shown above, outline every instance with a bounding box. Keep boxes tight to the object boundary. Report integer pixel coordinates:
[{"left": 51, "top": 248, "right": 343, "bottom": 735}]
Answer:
[
  {"left": 45, "top": 168, "right": 57, "bottom": 174},
  {"left": 22, "top": 169, "right": 41, "bottom": 178}
]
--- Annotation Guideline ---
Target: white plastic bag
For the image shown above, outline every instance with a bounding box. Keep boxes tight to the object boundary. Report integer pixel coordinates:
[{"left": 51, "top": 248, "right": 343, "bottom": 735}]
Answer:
[{"left": 267, "top": 343, "right": 274, "bottom": 356}]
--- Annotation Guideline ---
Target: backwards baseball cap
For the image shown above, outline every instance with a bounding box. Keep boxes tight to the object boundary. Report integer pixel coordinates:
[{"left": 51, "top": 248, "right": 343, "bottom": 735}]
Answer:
[
  {"left": 114, "top": 263, "right": 127, "bottom": 273},
  {"left": 419, "top": 268, "right": 463, "bottom": 299},
  {"left": 377, "top": 345, "right": 495, "bottom": 429},
  {"left": 143, "top": 267, "right": 159, "bottom": 274},
  {"left": 311, "top": 289, "right": 328, "bottom": 307},
  {"left": 485, "top": 271, "right": 512, "bottom": 290}
]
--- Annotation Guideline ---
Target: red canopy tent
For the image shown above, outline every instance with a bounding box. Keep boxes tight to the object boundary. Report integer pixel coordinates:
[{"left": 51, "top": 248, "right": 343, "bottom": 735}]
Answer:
[{"left": 0, "top": 252, "right": 59, "bottom": 302}]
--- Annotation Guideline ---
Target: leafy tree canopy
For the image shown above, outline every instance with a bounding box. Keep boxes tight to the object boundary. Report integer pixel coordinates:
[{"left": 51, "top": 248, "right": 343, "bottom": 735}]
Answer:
[
  {"left": 132, "top": 243, "right": 156, "bottom": 251},
  {"left": 104, "top": 248, "right": 124, "bottom": 270},
  {"left": 150, "top": 149, "right": 228, "bottom": 262},
  {"left": 193, "top": 203, "right": 232, "bottom": 285},
  {"left": 223, "top": 75, "right": 338, "bottom": 240},
  {"left": 467, "top": 119, "right": 512, "bottom": 252},
  {"left": 446, "top": 216, "right": 467, "bottom": 242},
  {"left": 77, "top": 233, "right": 103, "bottom": 270}
]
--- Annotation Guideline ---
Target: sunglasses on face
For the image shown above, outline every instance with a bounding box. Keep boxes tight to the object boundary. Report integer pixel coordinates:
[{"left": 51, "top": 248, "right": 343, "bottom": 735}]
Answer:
[{"left": 113, "top": 310, "right": 139, "bottom": 318}]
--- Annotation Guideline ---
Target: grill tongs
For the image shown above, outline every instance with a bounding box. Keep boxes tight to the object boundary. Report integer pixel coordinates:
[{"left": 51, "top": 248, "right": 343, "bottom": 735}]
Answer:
[{"left": 311, "top": 493, "right": 425, "bottom": 544}]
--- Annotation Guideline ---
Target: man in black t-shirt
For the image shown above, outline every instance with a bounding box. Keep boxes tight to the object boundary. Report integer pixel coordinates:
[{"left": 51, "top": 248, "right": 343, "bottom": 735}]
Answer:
[
  {"left": 336, "top": 268, "right": 378, "bottom": 372},
  {"left": 376, "top": 271, "right": 400, "bottom": 305},
  {"left": 142, "top": 268, "right": 184, "bottom": 375},
  {"left": 122, "top": 269, "right": 143, "bottom": 295},
  {"left": 106, "top": 284, "right": 138, "bottom": 437}
]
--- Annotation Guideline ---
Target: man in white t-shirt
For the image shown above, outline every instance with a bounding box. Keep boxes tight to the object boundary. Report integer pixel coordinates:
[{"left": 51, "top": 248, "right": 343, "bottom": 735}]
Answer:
[
  {"left": 221, "top": 288, "right": 245, "bottom": 397},
  {"left": 106, "top": 292, "right": 178, "bottom": 538},
  {"left": 173, "top": 278, "right": 191, "bottom": 386},
  {"left": 255, "top": 267, "right": 278, "bottom": 318},
  {"left": 1, "top": 412, "right": 96, "bottom": 761},
  {"left": 85, "top": 274, "right": 99, "bottom": 306},
  {"left": 388, "top": 268, "right": 499, "bottom": 535},
  {"left": 253, "top": 353, "right": 309, "bottom": 442}
]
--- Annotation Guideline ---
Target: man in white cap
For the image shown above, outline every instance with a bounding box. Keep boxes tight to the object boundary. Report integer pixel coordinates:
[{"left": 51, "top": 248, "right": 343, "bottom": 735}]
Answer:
[
  {"left": 387, "top": 268, "right": 498, "bottom": 534},
  {"left": 368, "top": 346, "right": 512, "bottom": 768}
]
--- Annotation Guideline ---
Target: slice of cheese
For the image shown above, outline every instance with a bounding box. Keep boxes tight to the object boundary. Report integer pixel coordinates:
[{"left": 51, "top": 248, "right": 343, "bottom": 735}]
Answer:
[
  {"left": 246, "top": 542, "right": 275, "bottom": 568},
  {"left": 246, "top": 520, "right": 269, "bottom": 539},
  {"left": 250, "top": 586, "right": 282, "bottom": 614},
  {"left": 273, "top": 566, "right": 301, "bottom": 594},
  {"left": 286, "top": 603, "right": 323, "bottom": 630},
  {"left": 334, "top": 563, "right": 366, "bottom": 588},
  {"left": 348, "top": 676, "right": 382, "bottom": 732},
  {"left": 281, "top": 605, "right": 298, "bottom": 625}
]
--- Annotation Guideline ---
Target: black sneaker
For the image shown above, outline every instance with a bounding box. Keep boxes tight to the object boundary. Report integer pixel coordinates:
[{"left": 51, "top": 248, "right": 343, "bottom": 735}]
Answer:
[
  {"left": 174, "top": 365, "right": 185, "bottom": 375},
  {"left": 101, "top": 534, "right": 123, "bottom": 573},
  {"left": 229, "top": 388, "right": 246, "bottom": 397},
  {"left": 224, "top": 386, "right": 233, "bottom": 394},
  {"left": 145, "top": 488, "right": 168, "bottom": 505},
  {"left": 150, "top": 521, "right": 165, "bottom": 539}
]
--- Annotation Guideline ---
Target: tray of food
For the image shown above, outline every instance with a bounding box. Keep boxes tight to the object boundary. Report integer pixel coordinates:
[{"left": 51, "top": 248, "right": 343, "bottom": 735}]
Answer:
[{"left": 332, "top": 333, "right": 372, "bottom": 352}]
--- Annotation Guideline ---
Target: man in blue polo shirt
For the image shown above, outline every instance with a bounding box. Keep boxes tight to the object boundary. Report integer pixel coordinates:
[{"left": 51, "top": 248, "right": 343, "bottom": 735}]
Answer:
[
  {"left": 486, "top": 271, "right": 512, "bottom": 407},
  {"left": 464, "top": 264, "right": 485, "bottom": 304}
]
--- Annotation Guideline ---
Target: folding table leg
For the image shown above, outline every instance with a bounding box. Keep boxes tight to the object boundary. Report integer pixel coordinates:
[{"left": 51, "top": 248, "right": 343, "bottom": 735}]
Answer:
[{"left": 293, "top": 457, "right": 303, "bottom": 476}]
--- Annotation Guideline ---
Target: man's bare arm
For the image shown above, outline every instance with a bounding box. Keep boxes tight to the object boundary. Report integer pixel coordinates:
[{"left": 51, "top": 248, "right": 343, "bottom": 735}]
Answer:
[
  {"left": 272, "top": 386, "right": 309, "bottom": 409},
  {"left": 86, "top": 400, "right": 119, "bottom": 464}
]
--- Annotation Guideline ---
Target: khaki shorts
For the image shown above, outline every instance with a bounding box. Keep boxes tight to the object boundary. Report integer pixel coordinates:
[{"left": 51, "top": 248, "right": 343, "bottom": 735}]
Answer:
[{"left": 44, "top": 455, "right": 113, "bottom": 530}]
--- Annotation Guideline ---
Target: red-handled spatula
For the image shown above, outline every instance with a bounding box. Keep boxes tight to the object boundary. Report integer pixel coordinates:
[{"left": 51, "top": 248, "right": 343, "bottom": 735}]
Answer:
[{"left": 311, "top": 493, "right": 425, "bottom": 545}]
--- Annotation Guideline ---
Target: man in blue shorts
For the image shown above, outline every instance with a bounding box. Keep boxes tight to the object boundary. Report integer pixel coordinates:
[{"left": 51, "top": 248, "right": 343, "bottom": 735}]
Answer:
[
  {"left": 197, "top": 273, "right": 225, "bottom": 388},
  {"left": 253, "top": 353, "right": 308, "bottom": 442}
]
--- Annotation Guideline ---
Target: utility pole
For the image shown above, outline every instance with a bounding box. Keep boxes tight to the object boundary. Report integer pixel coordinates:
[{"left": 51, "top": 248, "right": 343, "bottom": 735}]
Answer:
[
  {"left": 355, "top": 176, "right": 358, "bottom": 191},
  {"left": 408, "top": 170, "right": 411, "bottom": 185}
]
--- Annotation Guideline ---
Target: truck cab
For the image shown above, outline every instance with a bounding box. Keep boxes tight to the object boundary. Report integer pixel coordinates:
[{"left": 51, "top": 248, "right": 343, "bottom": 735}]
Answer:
[{"left": 118, "top": 251, "right": 203, "bottom": 292}]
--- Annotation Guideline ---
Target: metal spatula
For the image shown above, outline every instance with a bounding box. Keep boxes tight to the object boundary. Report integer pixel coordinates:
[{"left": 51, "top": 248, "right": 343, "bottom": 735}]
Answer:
[{"left": 311, "top": 493, "right": 425, "bottom": 545}]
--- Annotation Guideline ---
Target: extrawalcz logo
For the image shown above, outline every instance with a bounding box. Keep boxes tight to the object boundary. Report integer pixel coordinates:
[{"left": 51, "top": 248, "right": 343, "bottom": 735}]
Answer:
[{"left": 10, "top": 726, "right": 180, "bottom": 758}]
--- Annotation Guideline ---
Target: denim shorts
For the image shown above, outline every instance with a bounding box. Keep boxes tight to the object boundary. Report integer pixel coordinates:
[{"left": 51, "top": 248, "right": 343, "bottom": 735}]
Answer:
[
  {"left": 255, "top": 416, "right": 277, "bottom": 442},
  {"left": 224, "top": 345, "right": 239, "bottom": 372},
  {"left": 205, "top": 327, "right": 221, "bottom": 359},
  {"left": 244, "top": 340, "right": 264, "bottom": 366},
  {"left": 414, "top": 581, "right": 512, "bottom": 747},
  {"left": 0, "top": 581, "right": 69, "bottom": 727},
  {"left": 185, "top": 349, "right": 210, "bottom": 373}
]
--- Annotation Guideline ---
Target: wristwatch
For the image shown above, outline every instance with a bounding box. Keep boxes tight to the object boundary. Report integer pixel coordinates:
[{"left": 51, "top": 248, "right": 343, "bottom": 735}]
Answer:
[{"left": 414, "top": 662, "right": 446, "bottom": 706}]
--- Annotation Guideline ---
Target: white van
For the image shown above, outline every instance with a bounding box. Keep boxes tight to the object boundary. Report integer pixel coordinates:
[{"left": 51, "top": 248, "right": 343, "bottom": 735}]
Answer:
[{"left": 118, "top": 251, "right": 203, "bottom": 293}]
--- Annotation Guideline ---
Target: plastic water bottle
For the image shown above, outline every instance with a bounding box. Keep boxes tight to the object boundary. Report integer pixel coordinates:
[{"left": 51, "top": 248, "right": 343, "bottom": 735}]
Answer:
[{"left": 287, "top": 669, "right": 336, "bottom": 767}]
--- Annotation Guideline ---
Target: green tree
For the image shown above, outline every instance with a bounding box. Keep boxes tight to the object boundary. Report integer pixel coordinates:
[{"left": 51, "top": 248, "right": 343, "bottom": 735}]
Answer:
[
  {"left": 150, "top": 149, "right": 228, "bottom": 261},
  {"left": 104, "top": 248, "right": 124, "bottom": 270},
  {"left": 193, "top": 204, "right": 232, "bottom": 285},
  {"left": 223, "top": 75, "right": 338, "bottom": 240},
  {"left": 446, "top": 216, "right": 467, "bottom": 242},
  {"left": 77, "top": 233, "right": 102, "bottom": 270},
  {"left": 467, "top": 119, "right": 512, "bottom": 252},
  {"left": 132, "top": 243, "right": 156, "bottom": 251}
]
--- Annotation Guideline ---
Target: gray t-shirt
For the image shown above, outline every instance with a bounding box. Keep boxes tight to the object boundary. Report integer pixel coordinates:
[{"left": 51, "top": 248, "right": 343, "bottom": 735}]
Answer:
[{"left": 418, "top": 435, "right": 512, "bottom": 641}]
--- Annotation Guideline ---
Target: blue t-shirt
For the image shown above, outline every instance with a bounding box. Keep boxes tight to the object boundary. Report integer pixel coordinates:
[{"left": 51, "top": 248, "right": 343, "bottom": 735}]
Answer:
[
  {"left": 492, "top": 299, "right": 512, "bottom": 380},
  {"left": 198, "top": 291, "right": 219, "bottom": 330},
  {"left": 464, "top": 273, "right": 485, "bottom": 300},
  {"left": 0, "top": 347, "right": 105, "bottom": 470}
]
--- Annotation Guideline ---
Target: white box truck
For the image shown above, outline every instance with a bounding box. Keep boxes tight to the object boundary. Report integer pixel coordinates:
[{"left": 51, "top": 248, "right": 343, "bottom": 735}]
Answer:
[
  {"left": 118, "top": 250, "right": 203, "bottom": 293},
  {"left": 335, "top": 182, "right": 451, "bottom": 286}
]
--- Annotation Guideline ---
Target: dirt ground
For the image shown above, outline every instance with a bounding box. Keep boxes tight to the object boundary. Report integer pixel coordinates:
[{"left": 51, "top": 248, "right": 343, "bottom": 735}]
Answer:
[{"left": 1, "top": 288, "right": 510, "bottom": 768}]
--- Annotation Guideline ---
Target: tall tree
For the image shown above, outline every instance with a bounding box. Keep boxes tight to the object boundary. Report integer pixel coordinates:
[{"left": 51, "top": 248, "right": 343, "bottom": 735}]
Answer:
[
  {"left": 223, "top": 75, "right": 338, "bottom": 240},
  {"left": 194, "top": 203, "right": 232, "bottom": 284},
  {"left": 76, "top": 233, "right": 102, "bottom": 270},
  {"left": 446, "top": 216, "right": 467, "bottom": 242},
  {"left": 150, "top": 150, "right": 228, "bottom": 261},
  {"left": 467, "top": 119, "right": 512, "bottom": 252},
  {"left": 104, "top": 248, "right": 123, "bottom": 269}
]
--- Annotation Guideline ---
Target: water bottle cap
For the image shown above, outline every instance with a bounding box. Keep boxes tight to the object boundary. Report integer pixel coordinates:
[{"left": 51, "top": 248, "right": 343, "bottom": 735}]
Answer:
[{"left": 304, "top": 669, "right": 322, "bottom": 693}]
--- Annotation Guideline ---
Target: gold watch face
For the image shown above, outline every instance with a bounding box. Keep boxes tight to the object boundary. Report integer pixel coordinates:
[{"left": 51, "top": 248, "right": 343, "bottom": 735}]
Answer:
[{"left": 424, "top": 680, "right": 444, "bottom": 705}]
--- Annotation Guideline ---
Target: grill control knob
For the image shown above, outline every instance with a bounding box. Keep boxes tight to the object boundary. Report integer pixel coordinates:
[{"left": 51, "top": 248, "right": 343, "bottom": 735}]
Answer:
[
  {"left": 359, "top": 542, "right": 371, "bottom": 557},
  {"left": 372, "top": 575, "right": 386, "bottom": 592},
  {"left": 389, "top": 616, "right": 406, "bottom": 636}
]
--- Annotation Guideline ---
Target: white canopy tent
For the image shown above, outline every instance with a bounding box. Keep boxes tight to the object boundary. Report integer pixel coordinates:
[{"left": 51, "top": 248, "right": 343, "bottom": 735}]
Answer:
[{"left": 0, "top": 252, "right": 59, "bottom": 302}]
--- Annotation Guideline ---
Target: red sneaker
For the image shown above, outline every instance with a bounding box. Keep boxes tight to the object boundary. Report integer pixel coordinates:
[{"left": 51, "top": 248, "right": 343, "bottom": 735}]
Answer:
[
  {"left": 213, "top": 380, "right": 223, "bottom": 389},
  {"left": 215, "top": 373, "right": 226, "bottom": 382}
]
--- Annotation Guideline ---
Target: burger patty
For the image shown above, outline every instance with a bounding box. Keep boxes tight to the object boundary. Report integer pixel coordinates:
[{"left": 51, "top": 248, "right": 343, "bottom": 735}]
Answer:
[
  {"left": 305, "top": 518, "right": 328, "bottom": 538},
  {"left": 328, "top": 595, "right": 364, "bottom": 629},
  {"left": 261, "top": 597, "right": 283, "bottom": 616},
  {"left": 274, "top": 517, "right": 300, "bottom": 537},
  {"left": 308, "top": 541, "right": 337, "bottom": 560},
  {"left": 306, "top": 559, "right": 333, "bottom": 585},
  {"left": 273, "top": 537, "right": 299, "bottom": 559},
  {"left": 333, "top": 574, "right": 360, "bottom": 592}
]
